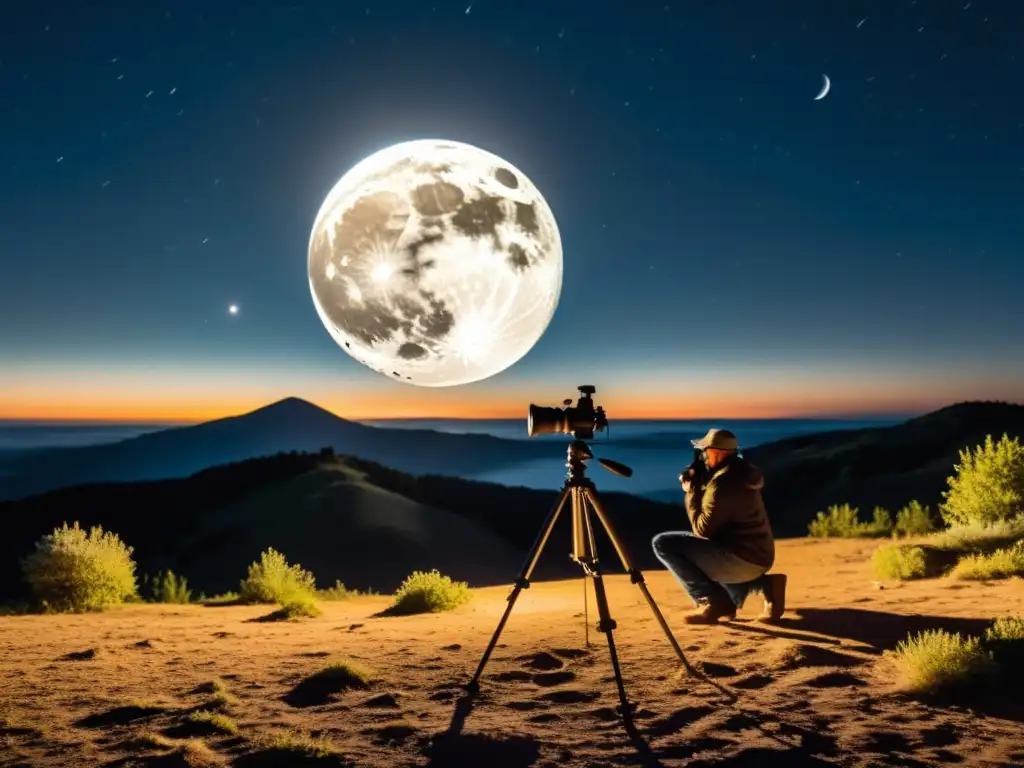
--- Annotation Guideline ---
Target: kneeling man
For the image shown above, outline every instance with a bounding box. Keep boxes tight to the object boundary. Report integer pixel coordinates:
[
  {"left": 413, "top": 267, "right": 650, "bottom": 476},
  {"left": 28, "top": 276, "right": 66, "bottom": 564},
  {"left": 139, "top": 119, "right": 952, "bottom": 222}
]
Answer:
[{"left": 652, "top": 429, "right": 786, "bottom": 624}]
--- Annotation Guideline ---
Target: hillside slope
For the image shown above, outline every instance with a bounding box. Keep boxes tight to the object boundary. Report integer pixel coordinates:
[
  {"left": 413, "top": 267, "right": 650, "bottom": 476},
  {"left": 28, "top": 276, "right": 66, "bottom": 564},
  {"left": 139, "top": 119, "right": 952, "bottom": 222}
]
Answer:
[
  {"left": 172, "top": 461, "right": 527, "bottom": 595},
  {"left": 0, "top": 451, "right": 688, "bottom": 601},
  {"left": 644, "top": 401, "right": 1024, "bottom": 534},
  {"left": 0, "top": 397, "right": 554, "bottom": 502}
]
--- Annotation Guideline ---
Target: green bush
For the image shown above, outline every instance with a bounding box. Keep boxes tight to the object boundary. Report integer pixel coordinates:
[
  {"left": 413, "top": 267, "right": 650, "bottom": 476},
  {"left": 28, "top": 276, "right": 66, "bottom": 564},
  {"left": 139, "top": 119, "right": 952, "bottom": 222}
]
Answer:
[
  {"left": 886, "top": 629, "right": 993, "bottom": 693},
  {"left": 20, "top": 522, "right": 138, "bottom": 612},
  {"left": 148, "top": 570, "right": 192, "bottom": 604},
  {"left": 389, "top": 569, "right": 471, "bottom": 615},
  {"left": 317, "top": 580, "right": 358, "bottom": 601},
  {"left": 807, "top": 503, "right": 891, "bottom": 538},
  {"left": 873, "top": 545, "right": 928, "bottom": 581},
  {"left": 950, "top": 541, "right": 1024, "bottom": 581},
  {"left": 239, "top": 548, "right": 317, "bottom": 605},
  {"left": 941, "top": 434, "right": 1024, "bottom": 527},
  {"left": 930, "top": 518, "right": 1024, "bottom": 553},
  {"left": 894, "top": 500, "right": 940, "bottom": 538}
]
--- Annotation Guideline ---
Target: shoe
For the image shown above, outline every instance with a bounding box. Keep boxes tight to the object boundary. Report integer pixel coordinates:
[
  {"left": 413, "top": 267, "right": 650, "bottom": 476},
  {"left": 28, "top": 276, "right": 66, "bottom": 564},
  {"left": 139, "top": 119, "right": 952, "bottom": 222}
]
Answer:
[
  {"left": 683, "top": 598, "right": 736, "bottom": 625},
  {"left": 756, "top": 573, "right": 787, "bottom": 622}
]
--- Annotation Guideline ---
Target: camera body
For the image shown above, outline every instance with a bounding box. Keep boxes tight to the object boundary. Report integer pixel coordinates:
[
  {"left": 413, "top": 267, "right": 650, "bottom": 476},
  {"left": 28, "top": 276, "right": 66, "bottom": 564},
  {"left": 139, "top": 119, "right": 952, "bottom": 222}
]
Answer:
[
  {"left": 528, "top": 385, "right": 609, "bottom": 440},
  {"left": 680, "top": 448, "right": 709, "bottom": 488}
]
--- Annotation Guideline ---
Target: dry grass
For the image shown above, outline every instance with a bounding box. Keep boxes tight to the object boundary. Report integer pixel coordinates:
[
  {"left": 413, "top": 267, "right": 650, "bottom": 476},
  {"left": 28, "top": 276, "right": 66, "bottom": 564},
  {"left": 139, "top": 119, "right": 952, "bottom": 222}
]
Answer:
[
  {"left": 186, "top": 710, "right": 238, "bottom": 735},
  {"left": 886, "top": 629, "right": 994, "bottom": 693},
  {"left": 950, "top": 541, "right": 1024, "bottom": 580}
]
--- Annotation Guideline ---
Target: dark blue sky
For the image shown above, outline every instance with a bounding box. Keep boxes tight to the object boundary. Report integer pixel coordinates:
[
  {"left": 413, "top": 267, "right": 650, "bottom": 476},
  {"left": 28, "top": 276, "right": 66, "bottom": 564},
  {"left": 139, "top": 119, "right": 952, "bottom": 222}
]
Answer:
[{"left": 1, "top": 1, "right": 1021, "bottom": 420}]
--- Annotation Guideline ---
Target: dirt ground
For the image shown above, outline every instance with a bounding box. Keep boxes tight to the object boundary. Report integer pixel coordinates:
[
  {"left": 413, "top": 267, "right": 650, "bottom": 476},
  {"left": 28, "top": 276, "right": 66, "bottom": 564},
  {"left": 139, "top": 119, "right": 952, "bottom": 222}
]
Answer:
[{"left": 2, "top": 538, "right": 1023, "bottom": 767}]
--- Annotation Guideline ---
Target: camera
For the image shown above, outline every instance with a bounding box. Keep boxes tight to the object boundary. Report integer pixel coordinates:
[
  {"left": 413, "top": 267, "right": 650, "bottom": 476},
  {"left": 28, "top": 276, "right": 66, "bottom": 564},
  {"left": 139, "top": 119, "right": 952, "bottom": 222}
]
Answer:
[
  {"left": 679, "top": 448, "right": 709, "bottom": 487},
  {"left": 528, "top": 385, "right": 609, "bottom": 440}
]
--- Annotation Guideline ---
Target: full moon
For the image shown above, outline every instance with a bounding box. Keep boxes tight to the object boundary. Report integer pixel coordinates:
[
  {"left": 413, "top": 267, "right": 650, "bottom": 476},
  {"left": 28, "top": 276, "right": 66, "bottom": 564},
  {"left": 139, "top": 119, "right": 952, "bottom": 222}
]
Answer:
[{"left": 307, "top": 139, "right": 563, "bottom": 387}]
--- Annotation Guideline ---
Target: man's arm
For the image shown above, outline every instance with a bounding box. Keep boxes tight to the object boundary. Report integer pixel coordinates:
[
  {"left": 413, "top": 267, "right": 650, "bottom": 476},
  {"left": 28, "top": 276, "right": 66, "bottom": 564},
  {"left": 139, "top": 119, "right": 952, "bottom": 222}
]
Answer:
[{"left": 691, "top": 482, "right": 740, "bottom": 539}]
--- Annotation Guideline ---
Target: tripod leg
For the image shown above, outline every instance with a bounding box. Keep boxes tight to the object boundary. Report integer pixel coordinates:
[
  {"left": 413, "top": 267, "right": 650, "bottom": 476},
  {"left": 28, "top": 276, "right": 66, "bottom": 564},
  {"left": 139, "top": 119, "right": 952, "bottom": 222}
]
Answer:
[
  {"left": 468, "top": 485, "right": 571, "bottom": 693},
  {"left": 588, "top": 565, "right": 634, "bottom": 717},
  {"left": 583, "top": 487, "right": 696, "bottom": 674}
]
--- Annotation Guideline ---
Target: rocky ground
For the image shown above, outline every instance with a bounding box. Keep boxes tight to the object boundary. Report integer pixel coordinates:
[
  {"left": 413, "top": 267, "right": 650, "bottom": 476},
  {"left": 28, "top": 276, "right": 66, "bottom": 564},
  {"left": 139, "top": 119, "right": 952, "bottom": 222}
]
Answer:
[{"left": 2, "top": 538, "right": 1023, "bottom": 767}]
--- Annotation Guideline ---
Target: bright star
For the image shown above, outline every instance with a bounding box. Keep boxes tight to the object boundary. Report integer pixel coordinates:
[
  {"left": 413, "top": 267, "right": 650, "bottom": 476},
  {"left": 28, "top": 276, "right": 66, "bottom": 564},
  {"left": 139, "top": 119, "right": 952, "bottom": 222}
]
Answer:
[{"left": 228, "top": 304, "right": 239, "bottom": 315}]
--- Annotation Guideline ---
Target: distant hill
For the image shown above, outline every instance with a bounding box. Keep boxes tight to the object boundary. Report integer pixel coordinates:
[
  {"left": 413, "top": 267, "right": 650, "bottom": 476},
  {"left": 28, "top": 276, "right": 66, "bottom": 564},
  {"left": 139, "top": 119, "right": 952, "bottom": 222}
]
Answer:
[
  {"left": 732, "top": 401, "right": 1024, "bottom": 534},
  {"left": 0, "top": 450, "right": 686, "bottom": 602},
  {"left": 0, "top": 397, "right": 555, "bottom": 502}
]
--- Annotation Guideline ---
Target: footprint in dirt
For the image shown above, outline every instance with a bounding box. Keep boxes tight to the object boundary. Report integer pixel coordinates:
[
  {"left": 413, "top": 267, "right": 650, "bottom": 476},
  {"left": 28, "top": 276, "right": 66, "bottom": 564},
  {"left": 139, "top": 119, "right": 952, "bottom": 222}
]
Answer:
[
  {"left": 532, "top": 671, "right": 575, "bottom": 687},
  {"left": 518, "top": 651, "right": 564, "bottom": 671},
  {"left": 537, "top": 689, "right": 600, "bottom": 704},
  {"left": 492, "top": 670, "right": 532, "bottom": 683},
  {"left": 805, "top": 672, "right": 867, "bottom": 688},
  {"left": 698, "top": 662, "right": 738, "bottom": 678},
  {"left": 528, "top": 712, "right": 561, "bottom": 724},
  {"left": 731, "top": 673, "right": 774, "bottom": 690}
]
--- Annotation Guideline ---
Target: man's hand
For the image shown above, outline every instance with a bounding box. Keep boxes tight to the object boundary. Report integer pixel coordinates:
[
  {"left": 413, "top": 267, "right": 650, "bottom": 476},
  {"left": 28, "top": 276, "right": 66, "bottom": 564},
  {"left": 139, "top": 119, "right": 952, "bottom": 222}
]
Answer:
[{"left": 679, "top": 474, "right": 692, "bottom": 494}]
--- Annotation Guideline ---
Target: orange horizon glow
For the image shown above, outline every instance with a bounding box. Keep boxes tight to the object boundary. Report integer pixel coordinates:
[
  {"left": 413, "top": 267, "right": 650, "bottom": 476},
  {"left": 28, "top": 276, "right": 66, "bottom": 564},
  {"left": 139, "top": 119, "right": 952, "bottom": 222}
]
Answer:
[
  {"left": 0, "top": 390, "right": 994, "bottom": 424},
  {"left": 3, "top": 359, "right": 1018, "bottom": 423}
]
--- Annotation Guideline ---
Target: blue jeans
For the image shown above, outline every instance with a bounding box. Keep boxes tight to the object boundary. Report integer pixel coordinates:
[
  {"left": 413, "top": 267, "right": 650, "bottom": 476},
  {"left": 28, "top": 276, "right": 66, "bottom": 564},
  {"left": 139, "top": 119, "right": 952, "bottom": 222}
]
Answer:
[{"left": 652, "top": 531, "right": 768, "bottom": 609}]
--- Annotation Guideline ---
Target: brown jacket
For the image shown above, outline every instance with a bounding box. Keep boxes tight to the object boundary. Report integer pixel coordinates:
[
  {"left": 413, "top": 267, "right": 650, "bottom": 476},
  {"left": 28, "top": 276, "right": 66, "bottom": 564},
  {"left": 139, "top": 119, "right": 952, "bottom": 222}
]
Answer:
[{"left": 685, "top": 457, "right": 775, "bottom": 568}]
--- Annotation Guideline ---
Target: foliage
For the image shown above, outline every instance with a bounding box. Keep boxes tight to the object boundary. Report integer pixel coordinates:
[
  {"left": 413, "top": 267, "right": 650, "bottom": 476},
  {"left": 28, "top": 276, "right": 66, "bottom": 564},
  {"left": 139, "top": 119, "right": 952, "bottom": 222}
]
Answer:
[
  {"left": 986, "top": 615, "right": 1024, "bottom": 644},
  {"left": 950, "top": 541, "right": 1024, "bottom": 581},
  {"left": 886, "top": 629, "right": 993, "bottom": 693},
  {"left": 930, "top": 518, "right": 1024, "bottom": 553},
  {"left": 187, "top": 710, "right": 238, "bottom": 735},
  {"left": 893, "top": 500, "right": 941, "bottom": 538},
  {"left": 389, "top": 569, "right": 471, "bottom": 615},
  {"left": 317, "top": 580, "right": 359, "bottom": 600},
  {"left": 309, "top": 660, "right": 374, "bottom": 689},
  {"left": 259, "top": 594, "right": 322, "bottom": 621},
  {"left": 239, "top": 547, "right": 317, "bottom": 605},
  {"left": 20, "top": 522, "right": 137, "bottom": 612},
  {"left": 941, "top": 434, "right": 1024, "bottom": 526},
  {"left": 873, "top": 545, "right": 928, "bottom": 581},
  {"left": 198, "top": 591, "right": 241, "bottom": 606},
  {"left": 807, "top": 503, "right": 892, "bottom": 538},
  {"left": 258, "top": 731, "right": 346, "bottom": 760},
  {"left": 147, "top": 570, "right": 192, "bottom": 604}
]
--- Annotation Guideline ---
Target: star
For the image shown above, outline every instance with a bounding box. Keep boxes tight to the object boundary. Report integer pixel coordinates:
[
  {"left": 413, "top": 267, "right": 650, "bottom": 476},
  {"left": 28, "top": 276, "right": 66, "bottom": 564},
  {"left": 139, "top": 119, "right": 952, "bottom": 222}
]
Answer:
[{"left": 228, "top": 304, "right": 239, "bottom": 315}]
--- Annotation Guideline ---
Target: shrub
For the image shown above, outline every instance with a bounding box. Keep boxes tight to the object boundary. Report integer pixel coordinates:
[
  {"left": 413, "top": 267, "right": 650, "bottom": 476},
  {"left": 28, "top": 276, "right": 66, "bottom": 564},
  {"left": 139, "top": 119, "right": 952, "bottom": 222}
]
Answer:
[
  {"left": 930, "top": 518, "right": 1024, "bottom": 553},
  {"left": 258, "top": 594, "right": 322, "bottom": 621},
  {"left": 894, "top": 500, "right": 940, "bottom": 538},
  {"left": 873, "top": 545, "right": 928, "bottom": 581},
  {"left": 199, "top": 591, "right": 241, "bottom": 606},
  {"left": 21, "top": 522, "right": 137, "bottom": 612},
  {"left": 886, "top": 629, "right": 993, "bottom": 693},
  {"left": 941, "top": 434, "right": 1024, "bottom": 527},
  {"left": 148, "top": 570, "right": 192, "bottom": 604},
  {"left": 389, "top": 569, "right": 471, "bottom": 615},
  {"left": 317, "top": 580, "right": 358, "bottom": 600},
  {"left": 239, "top": 548, "right": 316, "bottom": 605},
  {"left": 986, "top": 615, "right": 1024, "bottom": 644},
  {"left": 950, "top": 541, "right": 1024, "bottom": 581},
  {"left": 807, "top": 503, "right": 891, "bottom": 538}
]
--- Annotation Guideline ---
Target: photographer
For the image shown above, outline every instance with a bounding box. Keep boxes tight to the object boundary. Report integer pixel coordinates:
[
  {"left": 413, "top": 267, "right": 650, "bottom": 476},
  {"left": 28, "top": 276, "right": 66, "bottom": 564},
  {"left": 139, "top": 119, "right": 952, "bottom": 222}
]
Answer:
[{"left": 652, "top": 429, "right": 786, "bottom": 625}]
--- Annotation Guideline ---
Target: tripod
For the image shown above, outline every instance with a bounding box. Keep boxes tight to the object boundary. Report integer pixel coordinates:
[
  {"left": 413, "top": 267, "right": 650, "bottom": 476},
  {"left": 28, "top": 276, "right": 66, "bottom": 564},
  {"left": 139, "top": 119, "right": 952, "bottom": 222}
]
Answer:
[{"left": 467, "top": 438, "right": 694, "bottom": 718}]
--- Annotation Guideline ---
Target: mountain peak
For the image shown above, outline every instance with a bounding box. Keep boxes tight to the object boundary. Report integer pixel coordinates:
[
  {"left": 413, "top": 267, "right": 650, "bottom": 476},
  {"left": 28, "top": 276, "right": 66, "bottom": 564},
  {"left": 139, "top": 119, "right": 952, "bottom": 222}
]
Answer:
[{"left": 244, "top": 397, "right": 346, "bottom": 421}]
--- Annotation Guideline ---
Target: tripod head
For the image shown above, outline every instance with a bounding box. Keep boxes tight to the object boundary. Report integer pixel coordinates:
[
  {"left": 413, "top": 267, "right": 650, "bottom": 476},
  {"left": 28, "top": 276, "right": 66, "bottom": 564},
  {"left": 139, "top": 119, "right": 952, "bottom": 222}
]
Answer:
[{"left": 565, "top": 439, "right": 633, "bottom": 485}]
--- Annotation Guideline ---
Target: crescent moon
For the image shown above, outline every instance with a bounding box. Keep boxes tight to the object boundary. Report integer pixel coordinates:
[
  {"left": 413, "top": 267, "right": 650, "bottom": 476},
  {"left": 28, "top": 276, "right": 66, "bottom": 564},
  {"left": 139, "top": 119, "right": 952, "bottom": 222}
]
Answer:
[{"left": 814, "top": 74, "right": 831, "bottom": 101}]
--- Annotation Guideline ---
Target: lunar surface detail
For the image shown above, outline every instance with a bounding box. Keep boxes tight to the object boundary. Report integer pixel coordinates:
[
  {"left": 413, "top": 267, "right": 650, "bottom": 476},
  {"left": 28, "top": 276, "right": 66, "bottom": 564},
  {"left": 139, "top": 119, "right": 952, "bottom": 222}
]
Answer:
[{"left": 307, "top": 139, "right": 563, "bottom": 387}]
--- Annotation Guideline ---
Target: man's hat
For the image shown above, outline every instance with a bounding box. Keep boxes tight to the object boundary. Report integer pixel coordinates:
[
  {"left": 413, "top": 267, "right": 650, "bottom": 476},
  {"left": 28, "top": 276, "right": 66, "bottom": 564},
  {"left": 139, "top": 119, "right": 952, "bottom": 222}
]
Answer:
[{"left": 691, "top": 428, "right": 739, "bottom": 451}]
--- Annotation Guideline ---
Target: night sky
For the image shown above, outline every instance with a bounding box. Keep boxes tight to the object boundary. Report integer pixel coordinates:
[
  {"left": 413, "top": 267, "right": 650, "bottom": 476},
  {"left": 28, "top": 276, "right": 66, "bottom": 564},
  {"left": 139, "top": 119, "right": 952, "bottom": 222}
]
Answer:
[{"left": 2, "top": 1, "right": 1021, "bottom": 421}]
